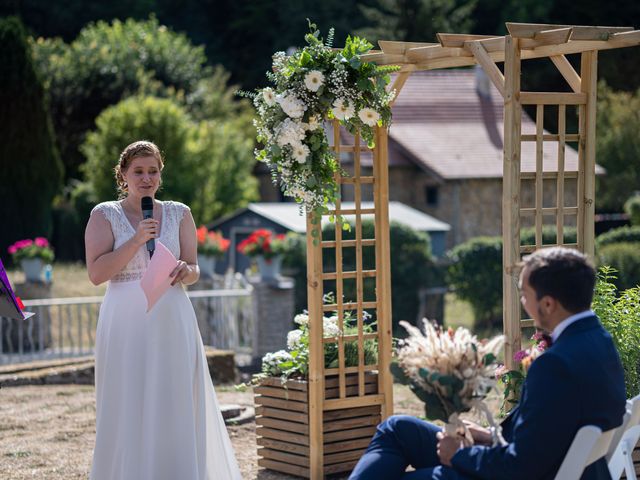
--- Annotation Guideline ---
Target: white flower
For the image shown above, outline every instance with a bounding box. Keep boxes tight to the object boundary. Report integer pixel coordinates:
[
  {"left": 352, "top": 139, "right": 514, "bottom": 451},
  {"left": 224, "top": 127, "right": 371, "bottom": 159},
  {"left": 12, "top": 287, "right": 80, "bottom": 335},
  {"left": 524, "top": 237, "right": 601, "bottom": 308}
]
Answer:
[
  {"left": 358, "top": 108, "right": 380, "bottom": 127},
  {"left": 291, "top": 143, "right": 310, "bottom": 163},
  {"left": 304, "top": 70, "right": 325, "bottom": 92},
  {"left": 307, "top": 116, "right": 320, "bottom": 131},
  {"left": 332, "top": 98, "right": 354, "bottom": 120},
  {"left": 287, "top": 330, "right": 304, "bottom": 349},
  {"left": 276, "top": 118, "right": 306, "bottom": 147},
  {"left": 277, "top": 94, "right": 306, "bottom": 118},
  {"left": 323, "top": 316, "right": 341, "bottom": 338},
  {"left": 262, "top": 87, "right": 276, "bottom": 106},
  {"left": 294, "top": 314, "right": 309, "bottom": 326}
]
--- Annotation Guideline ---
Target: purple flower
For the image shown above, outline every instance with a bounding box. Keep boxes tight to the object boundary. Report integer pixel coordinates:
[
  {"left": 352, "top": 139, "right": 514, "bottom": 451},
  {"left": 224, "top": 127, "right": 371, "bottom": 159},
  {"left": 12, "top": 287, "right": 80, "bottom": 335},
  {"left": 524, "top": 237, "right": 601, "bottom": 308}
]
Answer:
[
  {"left": 514, "top": 350, "right": 529, "bottom": 363},
  {"left": 532, "top": 332, "right": 544, "bottom": 342}
]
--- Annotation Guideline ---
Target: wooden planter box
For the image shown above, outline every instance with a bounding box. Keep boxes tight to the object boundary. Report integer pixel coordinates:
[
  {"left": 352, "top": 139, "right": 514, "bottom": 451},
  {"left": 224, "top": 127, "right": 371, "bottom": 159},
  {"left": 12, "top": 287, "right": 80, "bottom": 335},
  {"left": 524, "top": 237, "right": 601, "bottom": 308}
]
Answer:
[{"left": 255, "top": 372, "right": 380, "bottom": 478}]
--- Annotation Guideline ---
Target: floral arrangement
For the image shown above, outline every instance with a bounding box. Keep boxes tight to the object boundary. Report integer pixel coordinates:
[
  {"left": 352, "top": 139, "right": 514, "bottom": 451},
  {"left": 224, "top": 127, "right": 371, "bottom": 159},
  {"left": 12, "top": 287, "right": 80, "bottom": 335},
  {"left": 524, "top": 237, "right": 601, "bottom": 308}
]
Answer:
[
  {"left": 237, "top": 229, "right": 289, "bottom": 260},
  {"left": 496, "top": 331, "right": 551, "bottom": 414},
  {"left": 196, "top": 226, "right": 230, "bottom": 257},
  {"left": 250, "top": 20, "right": 399, "bottom": 226},
  {"left": 391, "top": 320, "right": 505, "bottom": 444},
  {"left": 8, "top": 238, "right": 55, "bottom": 264},
  {"left": 259, "top": 294, "right": 377, "bottom": 380}
]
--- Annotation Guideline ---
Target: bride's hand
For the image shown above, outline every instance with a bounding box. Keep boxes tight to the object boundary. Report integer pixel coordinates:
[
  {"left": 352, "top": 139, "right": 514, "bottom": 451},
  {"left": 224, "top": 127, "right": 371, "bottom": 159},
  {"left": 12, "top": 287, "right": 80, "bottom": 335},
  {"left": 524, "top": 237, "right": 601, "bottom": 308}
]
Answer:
[
  {"left": 133, "top": 218, "right": 159, "bottom": 247},
  {"left": 170, "top": 261, "right": 190, "bottom": 285}
]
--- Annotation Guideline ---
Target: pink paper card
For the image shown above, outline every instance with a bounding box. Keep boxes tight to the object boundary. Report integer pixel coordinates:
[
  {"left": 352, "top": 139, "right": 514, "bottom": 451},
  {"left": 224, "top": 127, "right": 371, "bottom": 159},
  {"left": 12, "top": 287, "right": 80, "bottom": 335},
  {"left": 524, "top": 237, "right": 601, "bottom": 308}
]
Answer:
[{"left": 140, "top": 241, "right": 178, "bottom": 312}]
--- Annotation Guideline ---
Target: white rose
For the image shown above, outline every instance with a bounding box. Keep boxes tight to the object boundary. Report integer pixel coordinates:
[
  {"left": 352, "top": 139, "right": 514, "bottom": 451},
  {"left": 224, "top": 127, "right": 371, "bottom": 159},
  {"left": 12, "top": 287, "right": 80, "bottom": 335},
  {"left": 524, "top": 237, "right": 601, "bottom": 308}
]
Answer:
[
  {"left": 262, "top": 87, "right": 276, "bottom": 106},
  {"left": 304, "top": 70, "right": 325, "bottom": 92},
  {"left": 277, "top": 94, "right": 306, "bottom": 119}
]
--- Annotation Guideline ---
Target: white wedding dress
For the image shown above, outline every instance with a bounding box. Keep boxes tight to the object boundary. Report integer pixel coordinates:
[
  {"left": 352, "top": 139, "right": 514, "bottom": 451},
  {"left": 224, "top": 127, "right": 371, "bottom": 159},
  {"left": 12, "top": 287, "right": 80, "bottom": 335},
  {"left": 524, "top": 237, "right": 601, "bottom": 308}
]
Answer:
[{"left": 89, "top": 200, "right": 241, "bottom": 480}]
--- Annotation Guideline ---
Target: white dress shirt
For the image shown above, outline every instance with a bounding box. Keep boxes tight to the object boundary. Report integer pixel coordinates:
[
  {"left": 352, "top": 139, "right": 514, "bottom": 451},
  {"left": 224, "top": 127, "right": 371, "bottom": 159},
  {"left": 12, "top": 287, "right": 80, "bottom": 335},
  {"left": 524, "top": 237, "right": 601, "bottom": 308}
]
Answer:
[{"left": 551, "top": 309, "right": 595, "bottom": 343}]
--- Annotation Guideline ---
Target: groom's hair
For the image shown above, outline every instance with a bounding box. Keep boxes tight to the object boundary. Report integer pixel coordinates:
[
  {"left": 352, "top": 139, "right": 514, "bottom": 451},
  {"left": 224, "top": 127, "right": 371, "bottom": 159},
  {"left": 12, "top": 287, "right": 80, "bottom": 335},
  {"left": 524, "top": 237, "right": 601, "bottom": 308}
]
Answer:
[{"left": 523, "top": 247, "right": 596, "bottom": 313}]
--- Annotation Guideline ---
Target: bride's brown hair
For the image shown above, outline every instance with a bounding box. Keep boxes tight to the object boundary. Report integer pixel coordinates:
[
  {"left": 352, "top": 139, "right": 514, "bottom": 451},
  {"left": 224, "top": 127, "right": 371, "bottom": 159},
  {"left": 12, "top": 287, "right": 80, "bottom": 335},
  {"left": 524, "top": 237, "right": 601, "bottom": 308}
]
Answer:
[{"left": 114, "top": 140, "right": 164, "bottom": 198}]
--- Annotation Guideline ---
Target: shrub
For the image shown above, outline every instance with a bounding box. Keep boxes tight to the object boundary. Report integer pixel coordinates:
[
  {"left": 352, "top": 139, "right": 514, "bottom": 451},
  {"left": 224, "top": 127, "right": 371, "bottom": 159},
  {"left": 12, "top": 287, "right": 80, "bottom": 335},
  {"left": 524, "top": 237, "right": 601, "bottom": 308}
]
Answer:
[
  {"left": 0, "top": 17, "right": 62, "bottom": 264},
  {"left": 596, "top": 226, "right": 640, "bottom": 248},
  {"left": 624, "top": 194, "right": 640, "bottom": 227},
  {"left": 593, "top": 267, "right": 640, "bottom": 397},
  {"left": 597, "top": 243, "right": 640, "bottom": 291}
]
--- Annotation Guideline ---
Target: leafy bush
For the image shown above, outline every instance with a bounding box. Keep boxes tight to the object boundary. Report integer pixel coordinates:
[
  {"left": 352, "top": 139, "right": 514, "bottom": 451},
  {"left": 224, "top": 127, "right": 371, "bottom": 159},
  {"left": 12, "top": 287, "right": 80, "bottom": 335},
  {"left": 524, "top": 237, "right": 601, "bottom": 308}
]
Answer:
[
  {"left": 0, "top": 16, "right": 62, "bottom": 264},
  {"left": 593, "top": 267, "right": 640, "bottom": 397},
  {"left": 282, "top": 220, "right": 439, "bottom": 331},
  {"left": 624, "top": 194, "right": 640, "bottom": 227},
  {"left": 597, "top": 243, "right": 640, "bottom": 291},
  {"left": 596, "top": 226, "right": 640, "bottom": 248}
]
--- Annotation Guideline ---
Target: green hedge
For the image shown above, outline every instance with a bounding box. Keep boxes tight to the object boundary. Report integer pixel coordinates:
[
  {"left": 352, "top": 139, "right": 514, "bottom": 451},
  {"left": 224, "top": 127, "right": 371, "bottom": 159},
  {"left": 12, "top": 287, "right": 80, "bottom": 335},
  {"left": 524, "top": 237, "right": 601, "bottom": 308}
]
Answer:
[
  {"left": 596, "top": 226, "right": 640, "bottom": 248},
  {"left": 624, "top": 195, "right": 640, "bottom": 227},
  {"left": 597, "top": 243, "right": 640, "bottom": 291}
]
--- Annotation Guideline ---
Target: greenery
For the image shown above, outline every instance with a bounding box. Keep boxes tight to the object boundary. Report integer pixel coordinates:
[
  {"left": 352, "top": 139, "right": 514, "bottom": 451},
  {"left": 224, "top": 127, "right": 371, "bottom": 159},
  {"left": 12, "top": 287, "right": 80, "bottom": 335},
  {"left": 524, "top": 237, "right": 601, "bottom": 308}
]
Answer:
[
  {"left": 596, "top": 82, "right": 640, "bottom": 212},
  {"left": 624, "top": 194, "right": 640, "bottom": 227},
  {"left": 251, "top": 21, "right": 398, "bottom": 226},
  {"left": 596, "top": 226, "right": 640, "bottom": 249},
  {"left": 597, "top": 243, "right": 640, "bottom": 291},
  {"left": 0, "top": 16, "right": 63, "bottom": 265},
  {"left": 80, "top": 95, "right": 258, "bottom": 225},
  {"left": 593, "top": 267, "right": 640, "bottom": 397},
  {"left": 282, "top": 220, "right": 440, "bottom": 331}
]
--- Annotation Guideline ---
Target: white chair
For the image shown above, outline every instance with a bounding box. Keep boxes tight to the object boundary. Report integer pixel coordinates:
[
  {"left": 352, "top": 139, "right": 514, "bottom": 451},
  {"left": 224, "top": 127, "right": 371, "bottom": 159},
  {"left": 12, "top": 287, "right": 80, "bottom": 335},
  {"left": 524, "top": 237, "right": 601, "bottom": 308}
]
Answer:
[
  {"left": 554, "top": 425, "right": 617, "bottom": 480},
  {"left": 608, "top": 394, "right": 640, "bottom": 480}
]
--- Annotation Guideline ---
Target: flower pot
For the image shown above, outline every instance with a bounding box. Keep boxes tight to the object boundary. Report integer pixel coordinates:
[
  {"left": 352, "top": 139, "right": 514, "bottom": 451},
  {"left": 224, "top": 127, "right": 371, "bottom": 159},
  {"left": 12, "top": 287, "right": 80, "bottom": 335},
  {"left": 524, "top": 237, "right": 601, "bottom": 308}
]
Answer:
[
  {"left": 254, "top": 372, "right": 380, "bottom": 478},
  {"left": 198, "top": 254, "right": 217, "bottom": 279},
  {"left": 21, "top": 258, "right": 44, "bottom": 282},
  {"left": 256, "top": 255, "right": 282, "bottom": 280}
]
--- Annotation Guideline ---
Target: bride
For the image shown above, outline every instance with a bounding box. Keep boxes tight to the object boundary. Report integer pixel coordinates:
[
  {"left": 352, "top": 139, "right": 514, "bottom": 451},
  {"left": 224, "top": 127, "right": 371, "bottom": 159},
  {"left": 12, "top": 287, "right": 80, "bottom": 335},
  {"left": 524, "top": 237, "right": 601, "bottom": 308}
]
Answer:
[{"left": 85, "top": 140, "right": 242, "bottom": 479}]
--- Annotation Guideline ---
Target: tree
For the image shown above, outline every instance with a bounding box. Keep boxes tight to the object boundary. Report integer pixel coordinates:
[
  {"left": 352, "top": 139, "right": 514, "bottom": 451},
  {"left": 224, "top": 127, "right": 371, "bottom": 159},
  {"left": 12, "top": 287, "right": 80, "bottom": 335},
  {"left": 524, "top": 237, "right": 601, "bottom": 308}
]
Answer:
[
  {"left": 596, "top": 81, "right": 640, "bottom": 212},
  {"left": 0, "top": 16, "right": 62, "bottom": 264}
]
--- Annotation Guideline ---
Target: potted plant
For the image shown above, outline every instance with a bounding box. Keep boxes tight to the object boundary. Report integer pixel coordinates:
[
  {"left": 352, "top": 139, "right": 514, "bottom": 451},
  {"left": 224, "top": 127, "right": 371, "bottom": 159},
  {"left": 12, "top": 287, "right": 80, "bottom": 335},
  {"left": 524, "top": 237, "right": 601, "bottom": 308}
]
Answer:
[
  {"left": 8, "top": 237, "right": 55, "bottom": 282},
  {"left": 196, "top": 226, "right": 230, "bottom": 278},
  {"left": 237, "top": 229, "right": 289, "bottom": 280}
]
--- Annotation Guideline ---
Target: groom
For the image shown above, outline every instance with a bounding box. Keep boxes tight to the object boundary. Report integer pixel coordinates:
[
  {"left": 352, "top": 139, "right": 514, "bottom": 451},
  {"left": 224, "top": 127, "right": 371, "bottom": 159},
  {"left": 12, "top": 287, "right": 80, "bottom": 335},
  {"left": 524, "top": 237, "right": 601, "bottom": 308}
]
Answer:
[{"left": 350, "top": 247, "right": 626, "bottom": 479}]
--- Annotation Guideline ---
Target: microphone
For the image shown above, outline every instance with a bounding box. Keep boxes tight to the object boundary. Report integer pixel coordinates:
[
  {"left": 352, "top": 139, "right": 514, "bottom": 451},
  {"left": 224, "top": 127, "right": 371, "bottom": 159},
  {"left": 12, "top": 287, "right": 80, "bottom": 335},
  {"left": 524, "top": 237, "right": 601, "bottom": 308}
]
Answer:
[{"left": 141, "top": 196, "right": 155, "bottom": 258}]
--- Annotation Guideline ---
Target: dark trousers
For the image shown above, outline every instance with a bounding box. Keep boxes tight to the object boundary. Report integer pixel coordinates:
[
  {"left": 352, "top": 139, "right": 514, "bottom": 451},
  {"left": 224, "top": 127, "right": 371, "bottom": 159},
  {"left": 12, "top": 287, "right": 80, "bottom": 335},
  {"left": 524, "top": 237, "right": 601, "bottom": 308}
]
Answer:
[{"left": 349, "top": 415, "right": 470, "bottom": 480}]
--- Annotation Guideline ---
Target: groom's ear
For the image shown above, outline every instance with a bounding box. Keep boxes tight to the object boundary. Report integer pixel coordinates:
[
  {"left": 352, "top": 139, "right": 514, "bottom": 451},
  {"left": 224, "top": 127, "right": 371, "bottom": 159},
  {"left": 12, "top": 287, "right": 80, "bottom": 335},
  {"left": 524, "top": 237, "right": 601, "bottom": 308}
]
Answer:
[{"left": 540, "top": 295, "right": 557, "bottom": 315}]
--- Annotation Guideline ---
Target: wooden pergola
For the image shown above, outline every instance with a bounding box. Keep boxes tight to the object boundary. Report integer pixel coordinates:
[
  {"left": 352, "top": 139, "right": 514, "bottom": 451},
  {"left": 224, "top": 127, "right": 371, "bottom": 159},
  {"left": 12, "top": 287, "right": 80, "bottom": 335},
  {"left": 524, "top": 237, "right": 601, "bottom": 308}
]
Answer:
[{"left": 259, "top": 23, "right": 640, "bottom": 479}]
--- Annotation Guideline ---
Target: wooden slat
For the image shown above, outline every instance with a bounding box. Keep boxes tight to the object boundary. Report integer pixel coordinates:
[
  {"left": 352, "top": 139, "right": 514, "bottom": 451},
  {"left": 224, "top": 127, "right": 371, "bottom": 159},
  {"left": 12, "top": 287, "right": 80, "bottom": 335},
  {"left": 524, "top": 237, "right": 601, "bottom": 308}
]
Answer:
[
  {"left": 520, "top": 243, "right": 579, "bottom": 253},
  {"left": 341, "top": 176, "right": 375, "bottom": 185},
  {"left": 437, "top": 33, "right": 500, "bottom": 48},
  {"left": 323, "top": 333, "right": 378, "bottom": 344},
  {"left": 521, "top": 171, "right": 578, "bottom": 180},
  {"left": 322, "top": 239, "right": 375, "bottom": 248},
  {"left": 326, "top": 208, "right": 376, "bottom": 216},
  {"left": 325, "top": 382, "right": 378, "bottom": 400},
  {"left": 257, "top": 436, "right": 310, "bottom": 456},
  {"left": 324, "top": 449, "right": 367, "bottom": 465},
  {"left": 358, "top": 52, "right": 406, "bottom": 65},
  {"left": 323, "top": 414, "right": 380, "bottom": 433},
  {"left": 506, "top": 23, "right": 633, "bottom": 40},
  {"left": 519, "top": 27, "right": 572, "bottom": 49},
  {"left": 324, "top": 372, "right": 378, "bottom": 389},
  {"left": 520, "top": 92, "right": 586, "bottom": 105},
  {"left": 323, "top": 425, "right": 378, "bottom": 443},
  {"left": 324, "top": 459, "right": 360, "bottom": 475},
  {"left": 378, "top": 40, "right": 436, "bottom": 55},
  {"left": 255, "top": 395, "right": 308, "bottom": 413},
  {"left": 257, "top": 426, "right": 310, "bottom": 445},
  {"left": 324, "top": 437, "right": 371, "bottom": 453},
  {"left": 580, "top": 51, "right": 598, "bottom": 259},
  {"left": 520, "top": 319, "right": 536, "bottom": 328},
  {"left": 520, "top": 207, "right": 578, "bottom": 217},
  {"left": 557, "top": 104, "right": 567, "bottom": 244},
  {"left": 389, "top": 70, "right": 412, "bottom": 107},
  {"left": 550, "top": 55, "right": 581, "bottom": 93},
  {"left": 521, "top": 133, "right": 579, "bottom": 142},
  {"left": 323, "top": 394, "right": 385, "bottom": 411},
  {"left": 502, "top": 35, "right": 523, "bottom": 371},
  {"left": 254, "top": 386, "right": 307, "bottom": 402},
  {"left": 337, "top": 145, "right": 373, "bottom": 153},
  {"left": 257, "top": 416, "right": 310, "bottom": 435},
  {"left": 256, "top": 376, "right": 308, "bottom": 391},
  {"left": 257, "top": 458, "right": 310, "bottom": 478},
  {"left": 333, "top": 120, "right": 346, "bottom": 402},
  {"left": 323, "top": 301, "right": 377, "bottom": 311},
  {"left": 535, "top": 104, "right": 544, "bottom": 249},
  {"left": 322, "top": 270, "right": 376, "bottom": 281},
  {"left": 354, "top": 130, "right": 365, "bottom": 398},
  {"left": 256, "top": 406, "right": 309, "bottom": 424},
  {"left": 323, "top": 405, "right": 381, "bottom": 422},
  {"left": 405, "top": 44, "right": 471, "bottom": 63},
  {"left": 465, "top": 41, "right": 505, "bottom": 97}
]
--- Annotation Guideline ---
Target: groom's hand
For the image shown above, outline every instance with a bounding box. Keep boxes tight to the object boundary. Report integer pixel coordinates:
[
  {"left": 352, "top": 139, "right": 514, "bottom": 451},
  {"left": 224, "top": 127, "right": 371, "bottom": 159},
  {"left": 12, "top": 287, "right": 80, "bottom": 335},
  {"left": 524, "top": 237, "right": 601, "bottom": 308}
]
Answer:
[
  {"left": 463, "top": 420, "right": 492, "bottom": 445},
  {"left": 436, "top": 431, "right": 468, "bottom": 466}
]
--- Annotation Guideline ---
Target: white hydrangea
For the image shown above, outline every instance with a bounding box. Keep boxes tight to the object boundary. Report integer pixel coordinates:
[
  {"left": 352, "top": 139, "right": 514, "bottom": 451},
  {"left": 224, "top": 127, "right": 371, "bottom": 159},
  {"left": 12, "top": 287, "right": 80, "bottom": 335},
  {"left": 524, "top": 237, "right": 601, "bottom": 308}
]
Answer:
[
  {"left": 358, "top": 108, "right": 380, "bottom": 127},
  {"left": 277, "top": 94, "right": 306, "bottom": 118},
  {"left": 304, "top": 70, "right": 325, "bottom": 92},
  {"left": 287, "top": 329, "right": 304, "bottom": 349},
  {"left": 323, "top": 316, "right": 341, "bottom": 338},
  {"left": 262, "top": 87, "right": 276, "bottom": 106},
  {"left": 294, "top": 314, "right": 309, "bottom": 326},
  {"left": 276, "top": 118, "right": 306, "bottom": 147},
  {"left": 291, "top": 142, "right": 310, "bottom": 163},
  {"left": 332, "top": 98, "right": 354, "bottom": 120}
]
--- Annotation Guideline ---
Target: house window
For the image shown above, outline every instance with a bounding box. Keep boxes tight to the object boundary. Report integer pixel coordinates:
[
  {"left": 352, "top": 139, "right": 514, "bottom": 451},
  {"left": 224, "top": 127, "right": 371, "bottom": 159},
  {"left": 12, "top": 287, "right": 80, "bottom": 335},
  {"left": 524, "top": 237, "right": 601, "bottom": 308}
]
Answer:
[{"left": 425, "top": 186, "right": 439, "bottom": 206}]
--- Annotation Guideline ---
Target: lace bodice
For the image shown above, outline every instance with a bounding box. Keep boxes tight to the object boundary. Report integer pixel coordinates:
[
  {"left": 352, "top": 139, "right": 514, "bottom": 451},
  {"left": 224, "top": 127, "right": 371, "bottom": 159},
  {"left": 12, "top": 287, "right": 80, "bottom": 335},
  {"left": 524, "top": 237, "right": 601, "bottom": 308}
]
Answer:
[{"left": 90, "top": 200, "right": 190, "bottom": 282}]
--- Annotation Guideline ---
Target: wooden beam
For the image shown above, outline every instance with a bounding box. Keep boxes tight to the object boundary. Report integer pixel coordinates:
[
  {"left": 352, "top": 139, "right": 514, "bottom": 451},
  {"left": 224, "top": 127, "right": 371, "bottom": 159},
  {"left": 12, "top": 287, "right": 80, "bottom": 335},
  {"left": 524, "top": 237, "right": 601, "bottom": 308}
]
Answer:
[
  {"left": 437, "top": 33, "right": 500, "bottom": 48},
  {"left": 388, "top": 71, "right": 412, "bottom": 107},
  {"left": 519, "top": 27, "right": 572, "bottom": 49},
  {"left": 550, "top": 55, "right": 582, "bottom": 93},
  {"left": 359, "top": 52, "right": 406, "bottom": 65},
  {"left": 465, "top": 41, "right": 505, "bottom": 97},
  {"left": 520, "top": 92, "right": 586, "bottom": 105},
  {"left": 378, "top": 40, "right": 436, "bottom": 55},
  {"left": 506, "top": 22, "right": 633, "bottom": 40},
  {"left": 502, "top": 35, "right": 523, "bottom": 371},
  {"left": 405, "top": 44, "right": 471, "bottom": 63}
]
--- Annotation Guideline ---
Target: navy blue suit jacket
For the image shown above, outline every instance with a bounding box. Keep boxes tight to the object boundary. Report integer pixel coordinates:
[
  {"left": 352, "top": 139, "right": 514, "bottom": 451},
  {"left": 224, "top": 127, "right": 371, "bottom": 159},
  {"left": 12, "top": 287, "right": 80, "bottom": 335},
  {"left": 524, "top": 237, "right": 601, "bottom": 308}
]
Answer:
[{"left": 451, "top": 315, "right": 626, "bottom": 480}]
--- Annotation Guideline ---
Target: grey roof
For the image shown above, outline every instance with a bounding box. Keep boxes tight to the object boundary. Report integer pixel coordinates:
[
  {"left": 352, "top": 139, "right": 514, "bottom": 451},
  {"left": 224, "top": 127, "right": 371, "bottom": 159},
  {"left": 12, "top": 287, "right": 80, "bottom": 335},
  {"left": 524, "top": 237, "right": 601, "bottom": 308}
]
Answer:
[{"left": 240, "top": 202, "right": 450, "bottom": 233}]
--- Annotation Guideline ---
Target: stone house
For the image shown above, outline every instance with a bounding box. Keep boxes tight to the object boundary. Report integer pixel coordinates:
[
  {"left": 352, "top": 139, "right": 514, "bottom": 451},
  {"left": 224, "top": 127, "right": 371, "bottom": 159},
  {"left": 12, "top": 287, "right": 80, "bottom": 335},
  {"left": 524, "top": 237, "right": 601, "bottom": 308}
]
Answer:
[{"left": 255, "top": 67, "right": 602, "bottom": 249}]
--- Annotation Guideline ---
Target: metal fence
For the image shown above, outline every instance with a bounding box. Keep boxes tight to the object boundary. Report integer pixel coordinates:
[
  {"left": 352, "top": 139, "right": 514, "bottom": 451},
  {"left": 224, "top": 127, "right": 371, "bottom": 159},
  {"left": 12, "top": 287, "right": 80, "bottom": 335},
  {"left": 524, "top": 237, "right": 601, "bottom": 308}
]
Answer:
[{"left": 0, "top": 283, "right": 255, "bottom": 366}]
